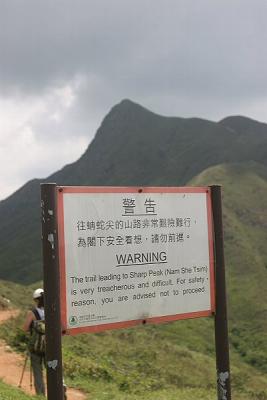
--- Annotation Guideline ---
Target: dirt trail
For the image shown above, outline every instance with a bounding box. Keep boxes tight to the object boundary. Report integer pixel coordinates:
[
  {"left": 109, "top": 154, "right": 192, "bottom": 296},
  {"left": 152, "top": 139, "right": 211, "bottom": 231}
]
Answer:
[{"left": 0, "top": 308, "right": 86, "bottom": 399}]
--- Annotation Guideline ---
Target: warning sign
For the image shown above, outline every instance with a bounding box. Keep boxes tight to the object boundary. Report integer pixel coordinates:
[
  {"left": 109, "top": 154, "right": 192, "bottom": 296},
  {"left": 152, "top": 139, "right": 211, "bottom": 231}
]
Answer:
[{"left": 57, "top": 187, "right": 215, "bottom": 334}]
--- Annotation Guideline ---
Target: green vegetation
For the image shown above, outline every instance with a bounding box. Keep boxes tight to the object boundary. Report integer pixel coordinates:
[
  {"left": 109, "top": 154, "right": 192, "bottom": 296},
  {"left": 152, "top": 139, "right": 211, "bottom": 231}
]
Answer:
[
  {"left": 0, "top": 380, "right": 44, "bottom": 400},
  {"left": 191, "top": 161, "right": 267, "bottom": 375},
  {"left": 0, "top": 280, "right": 33, "bottom": 309},
  {"left": 1, "top": 312, "right": 267, "bottom": 399}
]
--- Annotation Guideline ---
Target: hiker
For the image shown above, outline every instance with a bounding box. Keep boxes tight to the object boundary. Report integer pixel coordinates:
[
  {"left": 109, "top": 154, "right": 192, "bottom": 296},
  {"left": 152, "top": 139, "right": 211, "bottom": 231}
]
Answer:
[{"left": 23, "top": 288, "right": 45, "bottom": 396}]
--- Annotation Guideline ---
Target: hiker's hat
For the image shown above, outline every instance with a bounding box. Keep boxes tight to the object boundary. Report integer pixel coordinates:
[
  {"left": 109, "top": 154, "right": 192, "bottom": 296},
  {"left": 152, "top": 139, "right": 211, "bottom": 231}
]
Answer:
[{"left": 33, "top": 288, "right": 44, "bottom": 299}]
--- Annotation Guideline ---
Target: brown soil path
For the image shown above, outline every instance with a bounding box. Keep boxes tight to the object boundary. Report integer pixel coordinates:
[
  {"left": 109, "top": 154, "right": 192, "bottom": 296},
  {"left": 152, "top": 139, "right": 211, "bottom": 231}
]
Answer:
[{"left": 0, "top": 308, "right": 87, "bottom": 399}]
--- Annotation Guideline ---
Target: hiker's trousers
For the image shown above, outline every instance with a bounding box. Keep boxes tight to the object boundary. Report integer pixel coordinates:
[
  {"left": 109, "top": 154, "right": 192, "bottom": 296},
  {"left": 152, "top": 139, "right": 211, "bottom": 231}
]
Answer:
[{"left": 30, "top": 352, "right": 45, "bottom": 395}]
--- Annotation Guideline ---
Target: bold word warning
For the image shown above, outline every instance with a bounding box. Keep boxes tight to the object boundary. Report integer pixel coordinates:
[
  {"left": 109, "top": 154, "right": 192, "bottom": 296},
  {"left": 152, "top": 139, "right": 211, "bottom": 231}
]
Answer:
[{"left": 58, "top": 187, "right": 215, "bottom": 334}]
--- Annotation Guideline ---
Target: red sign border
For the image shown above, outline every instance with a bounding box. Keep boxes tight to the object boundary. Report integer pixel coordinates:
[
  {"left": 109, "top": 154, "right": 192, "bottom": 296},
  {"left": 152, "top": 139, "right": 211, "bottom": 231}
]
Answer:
[{"left": 57, "top": 186, "right": 215, "bottom": 335}]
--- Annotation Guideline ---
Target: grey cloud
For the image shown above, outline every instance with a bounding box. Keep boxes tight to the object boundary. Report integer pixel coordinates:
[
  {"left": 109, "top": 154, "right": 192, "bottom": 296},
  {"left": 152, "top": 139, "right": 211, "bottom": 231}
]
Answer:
[
  {"left": 1, "top": 0, "right": 267, "bottom": 100},
  {"left": 1, "top": 0, "right": 143, "bottom": 92}
]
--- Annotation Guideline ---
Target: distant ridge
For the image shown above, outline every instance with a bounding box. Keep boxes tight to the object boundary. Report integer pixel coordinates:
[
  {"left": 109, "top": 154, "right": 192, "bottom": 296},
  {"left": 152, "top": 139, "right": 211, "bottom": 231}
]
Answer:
[{"left": 219, "top": 114, "right": 267, "bottom": 135}]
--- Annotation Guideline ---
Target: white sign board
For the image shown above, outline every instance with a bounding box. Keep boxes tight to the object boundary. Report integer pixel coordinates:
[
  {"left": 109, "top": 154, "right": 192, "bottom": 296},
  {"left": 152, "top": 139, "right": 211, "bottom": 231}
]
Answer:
[{"left": 58, "top": 187, "right": 215, "bottom": 334}]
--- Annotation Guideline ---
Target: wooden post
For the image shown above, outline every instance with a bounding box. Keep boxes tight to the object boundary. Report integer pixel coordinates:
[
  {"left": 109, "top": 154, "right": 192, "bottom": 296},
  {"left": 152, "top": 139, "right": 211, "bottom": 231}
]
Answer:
[
  {"left": 210, "top": 185, "right": 231, "bottom": 400},
  {"left": 41, "top": 183, "right": 64, "bottom": 400}
]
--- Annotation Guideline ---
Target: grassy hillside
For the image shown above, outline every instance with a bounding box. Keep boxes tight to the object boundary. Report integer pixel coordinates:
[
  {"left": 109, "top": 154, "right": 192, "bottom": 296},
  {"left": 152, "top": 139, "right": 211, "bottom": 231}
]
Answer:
[
  {"left": 191, "top": 161, "right": 267, "bottom": 375},
  {"left": 0, "top": 280, "right": 33, "bottom": 309},
  {"left": 1, "top": 290, "right": 266, "bottom": 399},
  {"left": 1, "top": 100, "right": 267, "bottom": 283},
  {"left": 0, "top": 380, "right": 42, "bottom": 400},
  {"left": 0, "top": 162, "right": 267, "bottom": 399}
]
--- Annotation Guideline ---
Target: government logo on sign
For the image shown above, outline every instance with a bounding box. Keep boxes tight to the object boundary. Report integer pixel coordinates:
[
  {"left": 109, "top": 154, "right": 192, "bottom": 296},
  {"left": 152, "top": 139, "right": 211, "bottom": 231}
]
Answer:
[{"left": 69, "top": 316, "right": 78, "bottom": 326}]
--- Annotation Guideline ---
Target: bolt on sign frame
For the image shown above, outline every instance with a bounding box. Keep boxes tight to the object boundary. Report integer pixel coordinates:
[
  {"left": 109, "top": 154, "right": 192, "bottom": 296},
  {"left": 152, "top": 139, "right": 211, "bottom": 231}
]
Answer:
[{"left": 41, "top": 184, "right": 231, "bottom": 400}]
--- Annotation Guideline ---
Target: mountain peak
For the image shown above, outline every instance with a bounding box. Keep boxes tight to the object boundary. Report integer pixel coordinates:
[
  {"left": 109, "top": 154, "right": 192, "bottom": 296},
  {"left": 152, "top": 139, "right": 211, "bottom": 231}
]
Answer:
[
  {"left": 96, "top": 99, "right": 161, "bottom": 138},
  {"left": 110, "top": 98, "right": 155, "bottom": 115},
  {"left": 118, "top": 98, "right": 138, "bottom": 107}
]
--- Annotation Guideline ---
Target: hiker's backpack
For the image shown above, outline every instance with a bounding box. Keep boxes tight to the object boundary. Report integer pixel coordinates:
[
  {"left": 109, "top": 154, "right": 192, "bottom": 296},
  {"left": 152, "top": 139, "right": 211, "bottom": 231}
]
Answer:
[{"left": 28, "top": 308, "right": 45, "bottom": 355}]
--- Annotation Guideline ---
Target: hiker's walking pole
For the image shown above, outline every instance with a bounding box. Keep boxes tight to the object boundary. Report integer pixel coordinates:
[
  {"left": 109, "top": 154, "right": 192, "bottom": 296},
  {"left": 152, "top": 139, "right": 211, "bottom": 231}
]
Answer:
[
  {"left": 18, "top": 353, "right": 28, "bottom": 388},
  {"left": 30, "top": 359, "right": 33, "bottom": 390}
]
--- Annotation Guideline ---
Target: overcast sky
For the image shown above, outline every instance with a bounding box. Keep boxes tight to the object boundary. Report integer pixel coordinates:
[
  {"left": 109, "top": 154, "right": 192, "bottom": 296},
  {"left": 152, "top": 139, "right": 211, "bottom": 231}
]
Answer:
[{"left": 1, "top": 0, "right": 267, "bottom": 200}]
